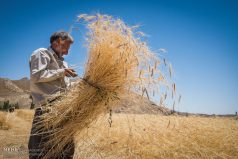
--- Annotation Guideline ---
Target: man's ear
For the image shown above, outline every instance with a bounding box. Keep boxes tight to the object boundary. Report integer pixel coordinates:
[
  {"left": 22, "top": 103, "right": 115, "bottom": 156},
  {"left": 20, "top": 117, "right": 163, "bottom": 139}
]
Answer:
[{"left": 52, "top": 40, "right": 59, "bottom": 47}]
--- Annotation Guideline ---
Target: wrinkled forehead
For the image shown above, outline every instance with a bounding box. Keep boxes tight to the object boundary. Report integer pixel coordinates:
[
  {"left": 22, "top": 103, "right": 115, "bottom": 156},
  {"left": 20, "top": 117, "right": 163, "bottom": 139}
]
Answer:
[
  {"left": 60, "top": 37, "right": 74, "bottom": 44},
  {"left": 59, "top": 38, "right": 73, "bottom": 45}
]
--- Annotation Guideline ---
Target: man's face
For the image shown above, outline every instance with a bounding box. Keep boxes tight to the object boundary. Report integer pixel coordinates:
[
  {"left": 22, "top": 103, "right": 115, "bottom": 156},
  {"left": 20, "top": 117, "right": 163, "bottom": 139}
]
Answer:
[{"left": 53, "top": 38, "right": 72, "bottom": 56}]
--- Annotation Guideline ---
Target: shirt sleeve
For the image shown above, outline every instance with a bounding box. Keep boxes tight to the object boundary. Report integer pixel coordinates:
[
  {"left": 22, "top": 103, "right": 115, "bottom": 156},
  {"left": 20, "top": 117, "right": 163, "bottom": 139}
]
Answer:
[{"left": 30, "top": 49, "right": 65, "bottom": 83}]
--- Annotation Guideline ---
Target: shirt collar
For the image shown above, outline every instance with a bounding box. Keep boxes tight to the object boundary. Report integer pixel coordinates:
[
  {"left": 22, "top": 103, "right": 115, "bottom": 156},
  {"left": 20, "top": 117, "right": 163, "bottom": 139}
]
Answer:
[{"left": 48, "top": 46, "right": 64, "bottom": 61}]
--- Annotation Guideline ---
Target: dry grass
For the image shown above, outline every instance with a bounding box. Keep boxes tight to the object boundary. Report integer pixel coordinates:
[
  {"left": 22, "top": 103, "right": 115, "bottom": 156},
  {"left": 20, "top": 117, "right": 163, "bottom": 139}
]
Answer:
[
  {"left": 15, "top": 109, "right": 34, "bottom": 121},
  {"left": 0, "top": 110, "right": 237, "bottom": 158},
  {"left": 0, "top": 111, "right": 12, "bottom": 130},
  {"left": 0, "top": 110, "right": 34, "bottom": 159},
  {"left": 35, "top": 13, "right": 176, "bottom": 159},
  {"left": 74, "top": 114, "right": 238, "bottom": 159},
  {"left": 0, "top": 109, "right": 33, "bottom": 130}
]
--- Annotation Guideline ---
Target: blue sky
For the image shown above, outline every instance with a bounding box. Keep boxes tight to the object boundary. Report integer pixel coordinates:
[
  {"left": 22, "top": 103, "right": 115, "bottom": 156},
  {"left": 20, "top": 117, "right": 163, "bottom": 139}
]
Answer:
[{"left": 0, "top": 0, "right": 237, "bottom": 114}]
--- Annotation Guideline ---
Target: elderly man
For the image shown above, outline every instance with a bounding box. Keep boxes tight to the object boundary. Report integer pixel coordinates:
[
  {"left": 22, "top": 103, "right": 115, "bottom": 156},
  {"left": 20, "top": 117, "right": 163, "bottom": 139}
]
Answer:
[{"left": 28, "top": 31, "right": 77, "bottom": 159}]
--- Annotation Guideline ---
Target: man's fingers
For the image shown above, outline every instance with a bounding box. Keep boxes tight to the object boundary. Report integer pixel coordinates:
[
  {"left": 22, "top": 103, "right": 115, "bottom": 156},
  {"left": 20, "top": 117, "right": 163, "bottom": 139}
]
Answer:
[
  {"left": 65, "top": 69, "right": 77, "bottom": 77},
  {"left": 65, "top": 71, "right": 71, "bottom": 77},
  {"left": 70, "top": 71, "right": 78, "bottom": 77},
  {"left": 67, "top": 68, "right": 76, "bottom": 72}
]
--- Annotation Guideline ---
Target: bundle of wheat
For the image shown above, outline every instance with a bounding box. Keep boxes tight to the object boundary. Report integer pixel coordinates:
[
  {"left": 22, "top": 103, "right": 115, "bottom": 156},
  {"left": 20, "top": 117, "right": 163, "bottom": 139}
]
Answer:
[{"left": 35, "top": 14, "right": 175, "bottom": 158}]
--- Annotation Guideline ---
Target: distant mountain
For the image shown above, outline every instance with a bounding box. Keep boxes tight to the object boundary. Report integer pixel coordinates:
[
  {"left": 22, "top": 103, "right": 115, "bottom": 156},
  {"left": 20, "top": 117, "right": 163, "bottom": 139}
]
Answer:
[
  {"left": 0, "top": 78, "right": 24, "bottom": 96},
  {"left": 0, "top": 77, "right": 31, "bottom": 108},
  {"left": 12, "top": 77, "right": 30, "bottom": 92},
  {"left": 113, "top": 93, "right": 171, "bottom": 115},
  {"left": 0, "top": 77, "right": 171, "bottom": 114}
]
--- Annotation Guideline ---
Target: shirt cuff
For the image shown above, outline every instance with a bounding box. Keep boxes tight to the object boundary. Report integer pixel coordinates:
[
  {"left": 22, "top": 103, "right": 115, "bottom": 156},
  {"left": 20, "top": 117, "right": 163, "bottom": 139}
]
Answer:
[{"left": 57, "top": 68, "right": 65, "bottom": 77}]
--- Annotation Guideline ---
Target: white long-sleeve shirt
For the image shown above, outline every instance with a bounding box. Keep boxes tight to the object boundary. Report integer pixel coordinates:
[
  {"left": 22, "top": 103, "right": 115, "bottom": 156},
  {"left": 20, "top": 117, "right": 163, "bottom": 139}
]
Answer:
[{"left": 29, "top": 47, "right": 70, "bottom": 107}]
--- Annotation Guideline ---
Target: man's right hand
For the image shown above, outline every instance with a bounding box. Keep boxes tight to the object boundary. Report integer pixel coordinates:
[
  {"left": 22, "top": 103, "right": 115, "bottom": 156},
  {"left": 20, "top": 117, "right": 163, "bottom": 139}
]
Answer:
[{"left": 64, "top": 68, "right": 78, "bottom": 77}]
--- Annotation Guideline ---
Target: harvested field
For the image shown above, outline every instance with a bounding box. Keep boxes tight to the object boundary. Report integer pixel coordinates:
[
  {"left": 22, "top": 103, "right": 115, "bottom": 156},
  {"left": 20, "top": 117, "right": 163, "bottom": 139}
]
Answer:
[{"left": 0, "top": 110, "right": 237, "bottom": 159}]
